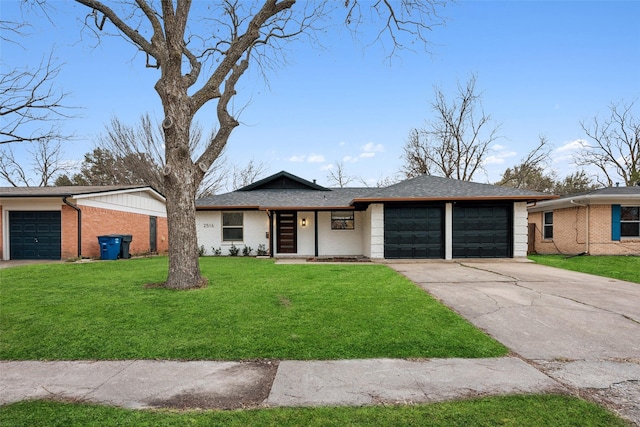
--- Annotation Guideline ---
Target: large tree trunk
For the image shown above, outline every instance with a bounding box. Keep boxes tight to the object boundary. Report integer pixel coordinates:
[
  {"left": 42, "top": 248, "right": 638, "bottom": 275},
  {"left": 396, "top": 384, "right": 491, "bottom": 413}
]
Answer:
[
  {"left": 161, "top": 110, "right": 207, "bottom": 289},
  {"left": 163, "top": 175, "right": 205, "bottom": 289},
  {"left": 159, "top": 86, "right": 206, "bottom": 289}
]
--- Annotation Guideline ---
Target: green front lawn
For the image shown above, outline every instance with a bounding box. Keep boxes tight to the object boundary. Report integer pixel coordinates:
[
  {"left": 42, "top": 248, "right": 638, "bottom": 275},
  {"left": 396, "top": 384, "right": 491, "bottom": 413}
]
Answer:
[
  {"left": 0, "top": 395, "right": 627, "bottom": 427},
  {"left": 529, "top": 254, "right": 640, "bottom": 284},
  {"left": 0, "top": 257, "right": 507, "bottom": 360}
]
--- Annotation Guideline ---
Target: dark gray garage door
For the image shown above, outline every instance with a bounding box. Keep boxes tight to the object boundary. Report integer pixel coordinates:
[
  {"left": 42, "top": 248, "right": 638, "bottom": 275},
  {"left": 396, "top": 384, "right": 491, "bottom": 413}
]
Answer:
[
  {"left": 452, "top": 204, "right": 511, "bottom": 258},
  {"left": 9, "top": 211, "right": 61, "bottom": 259},
  {"left": 384, "top": 204, "right": 444, "bottom": 259}
]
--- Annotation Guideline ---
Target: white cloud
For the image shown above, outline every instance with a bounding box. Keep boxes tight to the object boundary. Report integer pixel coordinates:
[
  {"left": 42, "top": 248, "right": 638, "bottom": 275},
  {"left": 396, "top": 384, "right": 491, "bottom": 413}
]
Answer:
[
  {"left": 555, "top": 139, "right": 586, "bottom": 153},
  {"left": 343, "top": 155, "right": 358, "bottom": 163},
  {"left": 288, "top": 153, "right": 326, "bottom": 163},
  {"left": 320, "top": 163, "right": 334, "bottom": 171},
  {"left": 484, "top": 155, "right": 507, "bottom": 165},
  {"left": 358, "top": 142, "right": 384, "bottom": 160},
  {"left": 492, "top": 143, "right": 505, "bottom": 151},
  {"left": 288, "top": 155, "right": 306, "bottom": 162},
  {"left": 307, "top": 153, "right": 325, "bottom": 163},
  {"left": 361, "top": 142, "right": 384, "bottom": 153}
]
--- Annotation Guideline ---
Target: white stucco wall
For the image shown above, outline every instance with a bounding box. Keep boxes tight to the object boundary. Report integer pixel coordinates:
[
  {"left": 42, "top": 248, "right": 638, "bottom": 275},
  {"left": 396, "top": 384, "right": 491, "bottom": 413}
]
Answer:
[
  {"left": 513, "top": 201, "right": 528, "bottom": 257},
  {"left": 317, "top": 211, "right": 363, "bottom": 256},
  {"left": 295, "top": 211, "right": 315, "bottom": 256},
  {"left": 368, "top": 204, "right": 384, "bottom": 259},
  {"left": 196, "top": 210, "right": 269, "bottom": 256},
  {"left": 445, "top": 203, "right": 453, "bottom": 260},
  {"left": 273, "top": 211, "right": 365, "bottom": 257}
]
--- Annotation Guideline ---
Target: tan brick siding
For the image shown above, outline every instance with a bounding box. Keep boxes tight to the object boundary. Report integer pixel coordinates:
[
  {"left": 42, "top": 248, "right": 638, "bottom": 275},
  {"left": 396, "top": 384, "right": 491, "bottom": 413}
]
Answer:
[
  {"left": 529, "top": 205, "right": 640, "bottom": 255},
  {"left": 62, "top": 205, "right": 168, "bottom": 259}
]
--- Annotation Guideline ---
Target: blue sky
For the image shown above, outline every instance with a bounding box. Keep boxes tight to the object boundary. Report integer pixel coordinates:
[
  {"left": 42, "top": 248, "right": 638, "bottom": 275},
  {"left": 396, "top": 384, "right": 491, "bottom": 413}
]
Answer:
[{"left": 2, "top": 1, "right": 639, "bottom": 188}]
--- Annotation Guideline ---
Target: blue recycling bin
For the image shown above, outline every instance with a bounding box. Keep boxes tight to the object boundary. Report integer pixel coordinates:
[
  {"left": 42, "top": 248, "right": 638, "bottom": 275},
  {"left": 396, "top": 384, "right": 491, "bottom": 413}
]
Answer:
[{"left": 98, "top": 235, "right": 121, "bottom": 260}]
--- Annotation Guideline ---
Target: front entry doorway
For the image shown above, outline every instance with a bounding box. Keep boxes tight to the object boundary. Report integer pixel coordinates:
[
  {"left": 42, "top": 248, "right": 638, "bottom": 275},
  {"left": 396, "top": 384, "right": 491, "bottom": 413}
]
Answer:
[{"left": 277, "top": 211, "right": 297, "bottom": 254}]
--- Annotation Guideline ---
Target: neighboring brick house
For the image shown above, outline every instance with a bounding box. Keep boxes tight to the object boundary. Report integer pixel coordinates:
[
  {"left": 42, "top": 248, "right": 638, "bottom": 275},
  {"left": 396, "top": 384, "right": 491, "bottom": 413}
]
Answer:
[
  {"left": 528, "top": 186, "right": 640, "bottom": 256},
  {"left": 0, "top": 186, "right": 168, "bottom": 260}
]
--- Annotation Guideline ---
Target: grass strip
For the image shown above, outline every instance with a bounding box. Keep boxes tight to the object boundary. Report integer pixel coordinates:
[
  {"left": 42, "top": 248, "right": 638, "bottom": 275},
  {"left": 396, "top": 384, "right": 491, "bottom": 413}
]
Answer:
[
  {"left": 529, "top": 254, "right": 640, "bottom": 284},
  {"left": 0, "top": 395, "right": 627, "bottom": 427}
]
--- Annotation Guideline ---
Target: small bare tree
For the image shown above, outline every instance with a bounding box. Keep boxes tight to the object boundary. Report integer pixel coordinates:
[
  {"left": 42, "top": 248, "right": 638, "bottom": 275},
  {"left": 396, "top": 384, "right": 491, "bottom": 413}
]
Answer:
[
  {"left": 0, "top": 138, "right": 71, "bottom": 186},
  {"left": 94, "top": 115, "right": 227, "bottom": 197},
  {"left": 402, "top": 75, "right": 500, "bottom": 181},
  {"left": 496, "top": 136, "right": 553, "bottom": 191},
  {"left": 326, "top": 161, "right": 354, "bottom": 188},
  {"left": 229, "top": 159, "right": 269, "bottom": 191},
  {"left": 576, "top": 100, "right": 639, "bottom": 186}
]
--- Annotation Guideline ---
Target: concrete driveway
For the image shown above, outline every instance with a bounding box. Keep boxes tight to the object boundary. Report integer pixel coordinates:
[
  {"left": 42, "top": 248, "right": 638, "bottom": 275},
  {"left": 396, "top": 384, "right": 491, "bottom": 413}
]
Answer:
[
  {"left": 389, "top": 260, "right": 639, "bottom": 360},
  {"left": 388, "top": 260, "right": 640, "bottom": 424}
]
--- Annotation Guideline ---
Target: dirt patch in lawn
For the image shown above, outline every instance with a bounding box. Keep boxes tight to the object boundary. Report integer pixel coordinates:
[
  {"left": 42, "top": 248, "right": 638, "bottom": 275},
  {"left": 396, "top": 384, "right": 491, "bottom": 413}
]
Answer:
[{"left": 146, "top": 361, "right": 279, "bottom": 410}]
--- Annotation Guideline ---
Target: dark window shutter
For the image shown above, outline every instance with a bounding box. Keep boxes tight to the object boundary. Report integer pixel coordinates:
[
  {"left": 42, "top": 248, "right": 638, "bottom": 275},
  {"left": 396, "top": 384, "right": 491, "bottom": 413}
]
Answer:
[{"left": 611, "top": 204, "right": 621, "bottom": 241}]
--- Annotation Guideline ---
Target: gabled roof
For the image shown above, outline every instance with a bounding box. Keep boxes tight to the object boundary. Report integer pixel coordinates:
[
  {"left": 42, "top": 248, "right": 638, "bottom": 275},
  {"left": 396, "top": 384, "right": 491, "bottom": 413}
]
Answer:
[
  {"left": 197, "top": 172, "right": 555, "bottom": 211},
  {"left": 0, "top": 185, "right": 165, "bottom": 201},
  {"left": 528, "top": 185, "right": 640, "bottom": 212},
  {"left": 353, "top": 174, "right": 553, "bottom": 202},
  {"left": 238, "top": 171, "right": 329, "bottom": 191}
]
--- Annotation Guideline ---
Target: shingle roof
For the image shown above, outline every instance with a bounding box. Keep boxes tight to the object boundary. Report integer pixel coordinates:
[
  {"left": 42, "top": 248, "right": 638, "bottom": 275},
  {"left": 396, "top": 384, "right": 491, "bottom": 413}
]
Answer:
[
  {"left": 528, "top": 184, "right": 640, "bottom": 212},
  {"left": 197, "top": 188, "right": 371, "bottom": 209},
  {"left": 0, "top": 185, "right": 158, "bottom": 198},
  {"left": 557, "top": 185, "right": 640, "bottom": 198},
  {"left": 354, "top": 174, "right": 552, "bottom": 201},
  {"left": 197, "top": 173, "right": 554, "bottom": 210}
]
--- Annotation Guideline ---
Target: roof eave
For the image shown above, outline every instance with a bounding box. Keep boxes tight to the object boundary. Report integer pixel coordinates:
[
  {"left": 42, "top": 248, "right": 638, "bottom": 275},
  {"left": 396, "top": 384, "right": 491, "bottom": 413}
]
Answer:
[
  {"left": 353, "top": 195, "right": 557, "bottom": 203},
  {"left": 528, "top": 193, "right": 640, "bottom": 212},
  {"left": 196, "top": 205, "right": 354, "bottom": 211},
  {"left": 71, "top": 186, "right": 165, "bottom": 202}
]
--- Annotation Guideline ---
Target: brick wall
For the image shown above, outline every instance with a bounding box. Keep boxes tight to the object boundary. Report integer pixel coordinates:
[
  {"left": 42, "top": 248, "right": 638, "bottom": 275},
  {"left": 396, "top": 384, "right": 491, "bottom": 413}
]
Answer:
[
  {"left": 0, "top": 205, "right": 3, "bottom": 259},
  {"left": 529, "top": 204, "right": 640, "bottom": 255},
  {"left": 588, "top": 205, "right": 640, "bottom": 255},
  {"left": 62, "top": 204, "right": 168, "bottom": 259}
]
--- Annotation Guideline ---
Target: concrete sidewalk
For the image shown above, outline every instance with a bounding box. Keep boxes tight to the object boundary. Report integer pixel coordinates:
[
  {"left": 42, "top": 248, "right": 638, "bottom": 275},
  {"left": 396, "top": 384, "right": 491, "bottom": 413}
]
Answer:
[{"left": 0, "top": 357, "right": 562, "bottom": 410}]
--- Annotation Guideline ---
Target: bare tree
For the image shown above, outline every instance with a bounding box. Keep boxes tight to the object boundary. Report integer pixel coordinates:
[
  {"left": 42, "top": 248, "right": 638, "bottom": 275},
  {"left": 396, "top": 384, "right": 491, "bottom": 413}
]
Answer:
[
  {"left": 326, "top": 161, "right": 354, "bottom": 188},
  {"left": 576, "top": 100, "right": 640, "bottom": 187},
  {"left": 93, "top": 115, "right": 227, "bottom": 197},
  {"left": 1, "top": 52, "right": 72, "bottom": 145},
  {"left": 229, "top": 159, "right": 268, "bottom": 191},
  {"left": 0, "top": 138, "right": 71, "bottom": 186},
  {"left": 68, "top": 0, "right": 447, "bottom": 289},
  {"left": 496, "top": 136, "right": 554, "bottom": 192},
  {"left": 402, "top": 75, "right": 500, "bottom": 181}
]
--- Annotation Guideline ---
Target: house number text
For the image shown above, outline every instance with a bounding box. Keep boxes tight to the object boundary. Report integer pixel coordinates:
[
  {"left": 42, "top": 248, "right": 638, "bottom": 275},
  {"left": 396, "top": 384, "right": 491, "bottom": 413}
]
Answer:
[{"left": 203, "top": 223, "right": 215, "bottom": 228}]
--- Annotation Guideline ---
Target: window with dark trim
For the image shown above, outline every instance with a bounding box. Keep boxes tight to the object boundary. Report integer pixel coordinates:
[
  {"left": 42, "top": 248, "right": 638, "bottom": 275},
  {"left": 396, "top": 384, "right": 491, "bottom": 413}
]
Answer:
[
  {"left": 331, "top": 211, "right": 354, "bottom": 230},
  {"left": 222, "top": 212, "right": 243, "bottom": 241},
  {"left": 621, "top": 206, "right": 640, "bottom": 238},
  {"left": 543, "top": 211, "right": 553, "bottom": 239}
]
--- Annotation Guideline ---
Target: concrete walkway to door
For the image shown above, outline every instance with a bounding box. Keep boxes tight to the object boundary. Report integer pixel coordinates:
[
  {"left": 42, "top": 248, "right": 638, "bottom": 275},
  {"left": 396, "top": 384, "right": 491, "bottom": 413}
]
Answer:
[{"left": 388, "top": 260, "right": 640, "bottom": 424}]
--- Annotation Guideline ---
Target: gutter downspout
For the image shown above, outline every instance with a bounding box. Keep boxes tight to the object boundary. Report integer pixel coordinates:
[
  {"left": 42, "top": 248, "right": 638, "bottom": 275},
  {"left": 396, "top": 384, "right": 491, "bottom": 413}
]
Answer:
[
  {"left": 63, "top": 197, "right": 82, "bottom": 258},
  {"left": 570, "top": 199, "right": 589, "bottom": 254}
]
